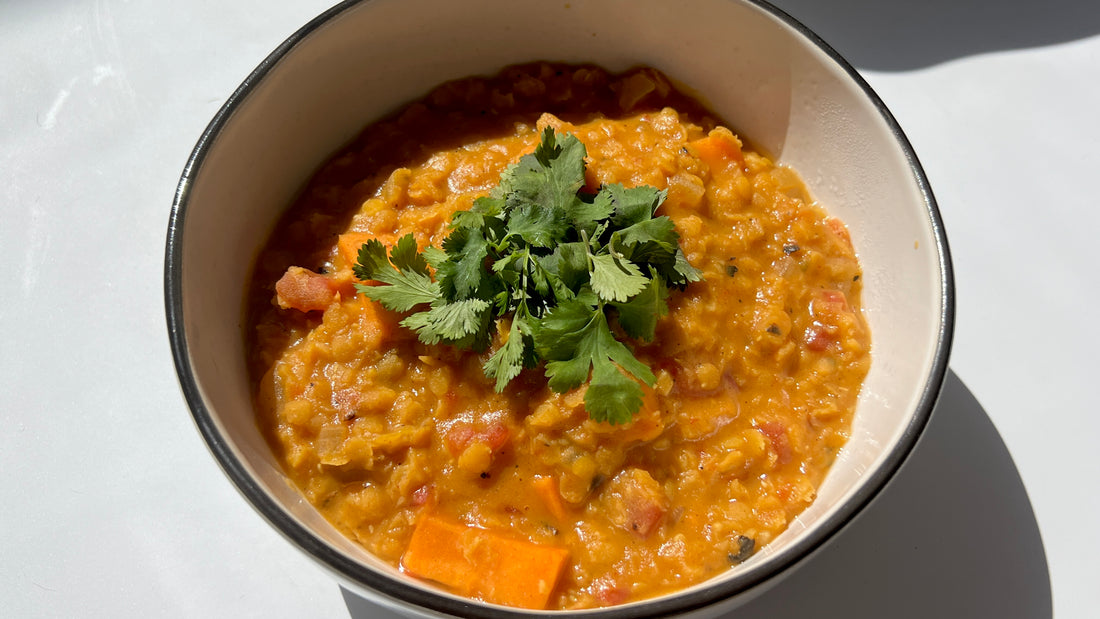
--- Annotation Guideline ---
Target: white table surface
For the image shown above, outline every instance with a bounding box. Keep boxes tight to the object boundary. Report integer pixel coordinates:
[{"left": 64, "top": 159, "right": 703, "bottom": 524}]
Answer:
[{"left": 3, "top": 1, "right": 1096, "bottom": 617}]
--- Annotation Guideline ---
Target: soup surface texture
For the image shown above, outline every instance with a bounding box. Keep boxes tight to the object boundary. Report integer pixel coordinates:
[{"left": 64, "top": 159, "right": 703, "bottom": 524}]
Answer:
[{"left": 248, "top": 64, "right": 870, "bottom": 610}]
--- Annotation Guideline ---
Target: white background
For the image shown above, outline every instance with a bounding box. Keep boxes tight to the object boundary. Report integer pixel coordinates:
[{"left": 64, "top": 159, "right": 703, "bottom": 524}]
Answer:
[{"left": 2, "top": 1, "right": 1095, "bottom": 617}]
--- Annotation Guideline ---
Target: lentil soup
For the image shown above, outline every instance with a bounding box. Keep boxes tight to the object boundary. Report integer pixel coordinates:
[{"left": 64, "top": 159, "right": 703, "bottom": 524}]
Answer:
[{"left": 247, "top": 64, "right": 870, "bottom": 610}]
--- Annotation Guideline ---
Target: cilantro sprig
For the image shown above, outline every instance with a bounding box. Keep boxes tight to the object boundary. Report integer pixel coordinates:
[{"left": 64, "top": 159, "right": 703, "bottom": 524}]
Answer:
[{"left": 353, "top": 128, "right": 701, "bottom": 424}]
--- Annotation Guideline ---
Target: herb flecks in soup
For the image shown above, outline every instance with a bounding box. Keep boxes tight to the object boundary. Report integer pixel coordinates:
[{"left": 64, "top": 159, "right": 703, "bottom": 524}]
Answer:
[{"left": 248, "top": 63, "right": 870, "bottom": 610}]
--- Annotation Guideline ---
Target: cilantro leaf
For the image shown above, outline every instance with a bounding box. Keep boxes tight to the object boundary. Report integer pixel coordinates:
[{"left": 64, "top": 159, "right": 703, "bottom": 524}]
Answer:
[
  {"left": 567, "top": 192, "right": 614, "bottom": 234},
  {"left": 541, "top": 242, "right": 590, "bottom": 292},
  {"left": 606, "top": 183, "right": 666, "bottom": 226},
  {"left": 611, "top": 273, "right": 669, "bottom": 342},
  {"left": 657, "top": 248, "right": 704, "bottom": 285},
  {"left": 351, "top": 129, "right": 702, "bottom": 423},
  {"left": 483, "top": 314, "right": 532, "bottom": 391},
  {"left": 439, "top": 227, "right": 489, "bottom": 299},
  {"left": 535, "top": 302, "right": 655, "bottom": 424},
  {"left": 616, "top": 216, "right": 678, "bottom": 250},
  {"left": 401, "top": 298, "right": 490, "bottom": 346},
  {"left": 389, "top": 233, "right": 430, "bottom": 274},
  {"left": 589, "top": 253, "right": 648, "bottom": 303},
  {"left": 453, "top": 195, "right": 504, "bottom": 230},
  {"left": 352, "top": 236, "right": 439, "bottom": 312},
  {"left": 587, "top": 362, "right": 647, "bottom": 425},
  {"left": 422, "top": 246, "right": 448, "bottom": 270},
  {"left": 506, "top": 202, "right": 570, "bottom": 247},
  {"left": 351, "top": 237, "right": 398, "bottom": 281},
  {"left": 528, "top": 254, "right": 552, "bottom": 298},
  {"left": 534, "top": 299, "right": 595, "bottom": 372},
  {"left": 501, "top": 127, "right": 587, "bottom": 214},
  {"left": 450, "top": 210, "right": 486, "bottom": 231}
]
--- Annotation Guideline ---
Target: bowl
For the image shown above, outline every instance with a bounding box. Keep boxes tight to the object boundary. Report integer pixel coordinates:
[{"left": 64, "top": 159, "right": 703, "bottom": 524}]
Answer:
[{"left": 164, "top": 0, "right": 954, "bottom": 616}]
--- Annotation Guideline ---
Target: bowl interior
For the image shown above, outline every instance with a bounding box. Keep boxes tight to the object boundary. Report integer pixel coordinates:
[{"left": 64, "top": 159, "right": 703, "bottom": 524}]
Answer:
[{"left": 167, "top": 0, "right": 950, "bottom": 615}]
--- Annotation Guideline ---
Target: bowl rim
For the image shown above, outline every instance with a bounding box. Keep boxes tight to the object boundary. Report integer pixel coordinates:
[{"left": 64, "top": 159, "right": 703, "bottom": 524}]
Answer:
[{"left": 164, "top": 0, "right": 955, "bottom": 616}]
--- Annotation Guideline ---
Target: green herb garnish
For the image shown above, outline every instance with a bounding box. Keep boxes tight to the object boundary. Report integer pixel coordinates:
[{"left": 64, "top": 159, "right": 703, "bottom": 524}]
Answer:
[{"left": 353, "top": 128, "right": 701, "bottom": 424}]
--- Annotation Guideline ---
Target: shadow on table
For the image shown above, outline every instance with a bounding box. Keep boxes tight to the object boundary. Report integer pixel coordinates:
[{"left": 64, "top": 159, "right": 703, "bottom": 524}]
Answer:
[
  {"left": 772, "top": 0, "right": 1100, "bottom": 71},
  {"left": 341, "top": 370, "right": 1051, "bottom": 618}
]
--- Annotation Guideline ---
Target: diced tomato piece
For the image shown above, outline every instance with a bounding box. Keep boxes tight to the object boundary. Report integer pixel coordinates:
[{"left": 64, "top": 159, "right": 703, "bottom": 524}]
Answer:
[
  {"left": 275, "top": 266, "right": 337, "bottom": 312},
  {"left": 410, "top": 484, "right": 434, "bottom": 507},
  {"left": 811, "top": 290, "right": 849, "bottom": 317},
  {"left": 757, "top": 421, "right": 792, "bottom": 466},
  {"left": 593, "top": 578, "right": 631, "bottom": 606},
  {"left": 776, "top": 483, "right": 792, "bottom": 502},
  {"left": 826, "top": 217, "right": 853, "bottom": 250},
  {"left": 444, "top": 425, "right": 475, "bottom": 457},
  {"left": 444, "top": 421, "right": 512, "bottom": 458},
  {"left": 804, "top": 324, "right": 833, "bottom": 352},
  {"left": 605, "top": 468, "right": 668, "bottom": 538},
  {"left": 625, "top": 496, "right": 665, "bottom": 537},
  {"left": 481, "top": 423, "right": 510, "bottom": 451},
  {"left": 805, "top": 290, "right": 851, "bottom": 352}
]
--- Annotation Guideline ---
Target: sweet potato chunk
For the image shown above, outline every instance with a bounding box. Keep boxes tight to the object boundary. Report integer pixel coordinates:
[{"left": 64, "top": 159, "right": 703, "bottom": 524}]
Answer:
[
  {"left": 402, "top": 514, "right": 570, "bottom": 609},
  {"left": 533, "top": 475, "right": 567, "bottom": 521},
  {"left": 689, "top": 127, "right": 744, "bottom": 171}
]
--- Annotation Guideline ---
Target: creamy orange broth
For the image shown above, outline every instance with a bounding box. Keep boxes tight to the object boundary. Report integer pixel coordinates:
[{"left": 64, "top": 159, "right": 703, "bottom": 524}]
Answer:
[{"left": 247, "top": 64, "right": 870, "bottom": 610}]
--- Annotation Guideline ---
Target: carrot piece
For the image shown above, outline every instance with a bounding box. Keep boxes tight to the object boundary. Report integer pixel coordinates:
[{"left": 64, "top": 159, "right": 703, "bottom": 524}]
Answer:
[
  {"left": 337, "top": 233, "right": 377, "bottom": 270},
  {"left": 533, "top": 475, "right": 567, "bottom": 522},
  {"left": 402, "top": 514, "right": 570, "bottom": 609},
  {"left": 353, "top": 294, "right": 399, "bottom": 349},
  {"left": 402, "top": 516, "right": 478, "bottom": 594},
  {"left": 689, "top": 127, "right": 744, "bottom": 172}
]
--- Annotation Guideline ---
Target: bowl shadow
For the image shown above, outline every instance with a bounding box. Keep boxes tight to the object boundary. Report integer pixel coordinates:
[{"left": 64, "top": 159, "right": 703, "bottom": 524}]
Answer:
[
  {"left": 341, "top": 369, "right": 1051, "bottom": 618},
  {"left": 771, "top": 0, "right": 1100, "bottom": 71}
]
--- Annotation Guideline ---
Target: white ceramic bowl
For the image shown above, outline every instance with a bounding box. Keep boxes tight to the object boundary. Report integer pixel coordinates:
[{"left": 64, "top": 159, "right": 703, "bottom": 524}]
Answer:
[{"left": 165, "top": 0, "right": 954, "bottom": 616}]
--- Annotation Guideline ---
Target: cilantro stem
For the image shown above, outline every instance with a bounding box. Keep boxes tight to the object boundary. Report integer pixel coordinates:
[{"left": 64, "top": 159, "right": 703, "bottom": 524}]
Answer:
[{"left": 579, "top": 228, "right": 596, "bottom": 272}]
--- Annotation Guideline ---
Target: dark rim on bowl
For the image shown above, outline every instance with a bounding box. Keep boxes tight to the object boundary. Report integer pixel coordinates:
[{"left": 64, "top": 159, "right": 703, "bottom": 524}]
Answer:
[{"left": 164, "top": 0, "right": 955, "bottom": 616}]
